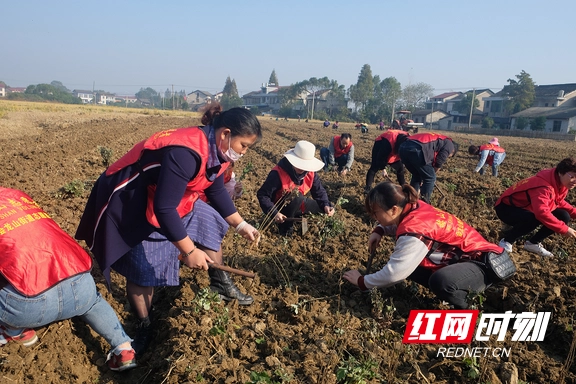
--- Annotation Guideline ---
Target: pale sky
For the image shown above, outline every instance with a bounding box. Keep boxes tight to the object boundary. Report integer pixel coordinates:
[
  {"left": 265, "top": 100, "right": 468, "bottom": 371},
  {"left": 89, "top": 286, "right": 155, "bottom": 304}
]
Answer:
[{"left": 3, "top": 0, "right": 575, "bottom": 97}]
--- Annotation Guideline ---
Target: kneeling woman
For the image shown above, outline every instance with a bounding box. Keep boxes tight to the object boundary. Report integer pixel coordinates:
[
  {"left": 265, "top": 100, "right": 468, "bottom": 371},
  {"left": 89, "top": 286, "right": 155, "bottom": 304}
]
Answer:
[{"left": 344, "top": 182, "right": 504, "bottom": 309}]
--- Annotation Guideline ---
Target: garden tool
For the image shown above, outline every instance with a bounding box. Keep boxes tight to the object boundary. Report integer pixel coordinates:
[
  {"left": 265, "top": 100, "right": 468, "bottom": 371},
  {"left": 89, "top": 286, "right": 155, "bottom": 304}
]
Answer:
[
  {"left": 365, "top": 249, "right": 377, "bottom": 274},
  {"left": 434, "top": 183, "right": 446, "bottom": 206},
  {"left": 283, "top": 217, "right": 309, "bottom": 235},
  {"left": 178, "top": 255, "right": 256, "bottom": 278}
]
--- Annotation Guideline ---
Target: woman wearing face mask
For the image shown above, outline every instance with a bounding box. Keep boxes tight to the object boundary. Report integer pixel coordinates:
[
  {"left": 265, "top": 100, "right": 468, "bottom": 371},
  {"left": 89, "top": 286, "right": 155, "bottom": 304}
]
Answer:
[
  {"left": 257, "top": 140, "right": 334, "bottom": 236},
  {"left": 76, "top": 103, "right": 262, "bottom": 356}
]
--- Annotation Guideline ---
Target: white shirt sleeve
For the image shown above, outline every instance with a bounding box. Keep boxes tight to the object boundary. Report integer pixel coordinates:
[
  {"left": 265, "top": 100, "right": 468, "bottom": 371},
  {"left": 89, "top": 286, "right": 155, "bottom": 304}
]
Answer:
[{"left": 363, "top": 235, "right": 428, "bottom": 289}]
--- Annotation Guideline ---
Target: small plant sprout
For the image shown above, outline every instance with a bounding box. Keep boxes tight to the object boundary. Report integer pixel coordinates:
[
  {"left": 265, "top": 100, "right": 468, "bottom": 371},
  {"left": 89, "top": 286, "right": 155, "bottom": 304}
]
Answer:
[
  {"left": 462, "top": 356, "right": 480, "bottom": 379},
  {"left": 98, "top": 146, "right": 113, "bottom": 167},
  {"left": 336, "top": 353, "right": 380, "bottom": 384},
  {"left": 466, "top": 290, "right": 486, "bottom": 310},
  {"left": 191, "top": 288, "right": 221, "bottom": 312},
  {"left": 238, "top": 161, "right": 254, "bottom": 181},
  {"left": 445, "top": 182, "right": 457, "bottom": 193},
  {"left": 61, "top": 179, "right": 85, "bottom": 198}
]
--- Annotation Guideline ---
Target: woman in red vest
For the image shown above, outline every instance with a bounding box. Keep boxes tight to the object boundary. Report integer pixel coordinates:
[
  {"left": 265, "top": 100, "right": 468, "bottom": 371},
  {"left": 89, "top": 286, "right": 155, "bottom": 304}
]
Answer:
[
  {"left": 344, "top": 182, "right": 503, "bottom": 309},
  {"left": 257, "top": 141, "right": 334, "bottom": 236},
  {"left": 468, "top": 137, "right": 506, "bottom": 177},
  {"left": 398, "top": 132, "right": 459, "bottom": 203},
  {"left": 319, "top": 133, "right": 355, "bottom": 175},
  {"left": 495, "top": 157, "right": 576, "bottom": 257},
  {"left": 0, "top": 188, "right": 136, "bottom": 371},
  {"left": 364, "top": 129, "right": 410, "bottom": 194},
  {"left": 76, "top": 103, "right": 262, "bottom": 355}
]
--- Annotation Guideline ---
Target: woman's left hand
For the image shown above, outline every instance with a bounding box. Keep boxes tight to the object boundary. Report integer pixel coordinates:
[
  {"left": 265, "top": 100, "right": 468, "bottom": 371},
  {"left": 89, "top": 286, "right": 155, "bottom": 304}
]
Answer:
[
  {"left": 325, "top": 206, "right": 335, "bottom": 217},
  {"left": 236, "top": 221, "right": 260, "bottom": 242},
  {"left": 343, "top": 270, "right": 362, "bottom": 286}
]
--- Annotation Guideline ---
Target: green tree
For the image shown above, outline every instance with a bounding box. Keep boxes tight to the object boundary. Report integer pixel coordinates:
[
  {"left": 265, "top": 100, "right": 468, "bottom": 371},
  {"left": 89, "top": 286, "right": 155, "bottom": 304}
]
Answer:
[
  {"left": 376, "top": 77, "right": 402, "bottom": 124},
  {"left": 293, "top": 77, "right": 331, "bottom": 120},
  {"left": 136, "top": 87, "right": 161, "bottom": 107},
  {"left": 349, "top": 64, "right": 374, "bottom": 112},
  {"left": 50, "top": 81, "right": 69, "bottom": 93},
  {"left": 402, "top": 82, "right": 434, "bottom": 111},
  {"left": 531, "top": 116, "right": 546, "bottom": 131},
  {"left": 221, "top": 76, "right": 243, "bottom": 110},
  {"left": 455, "top": 91, "right": 480, "bottom": 114},
  {"left": 269, "top": 69, "right": 278, "bottom": 86},
  {"left": 515, "top": 116, "right": 529, "bottom": 130},
  {"left": 502, "top": 70, "right": 535, "bottom": 114},
  {"left": 482, "top": 117, "right": 494, "bottom": 129}
]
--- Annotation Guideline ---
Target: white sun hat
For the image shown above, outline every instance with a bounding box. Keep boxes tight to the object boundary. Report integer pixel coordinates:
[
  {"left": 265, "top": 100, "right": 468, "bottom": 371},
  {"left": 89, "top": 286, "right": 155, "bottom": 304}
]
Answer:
[{"left": 283, "top": 140, "right": 325, "bottom": 172}]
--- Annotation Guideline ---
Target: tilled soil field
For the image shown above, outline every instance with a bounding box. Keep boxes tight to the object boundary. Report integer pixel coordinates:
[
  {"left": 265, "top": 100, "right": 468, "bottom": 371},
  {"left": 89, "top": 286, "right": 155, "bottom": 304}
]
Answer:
[{"left": 0, "top": 102, "right": 575, "bottom": 384}]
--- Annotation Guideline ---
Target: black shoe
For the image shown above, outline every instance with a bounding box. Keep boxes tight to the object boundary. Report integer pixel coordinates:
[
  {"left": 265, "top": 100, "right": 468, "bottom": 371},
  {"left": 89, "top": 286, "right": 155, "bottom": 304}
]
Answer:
[
  {"left": 132, "top": 317, "right": 153, "bottom": 356},
  {"left": 363, "top": 186, "right": 371, "bottom": 195},
  {"left": 208, "top": 268, "right": 254, "bottom": 305}
]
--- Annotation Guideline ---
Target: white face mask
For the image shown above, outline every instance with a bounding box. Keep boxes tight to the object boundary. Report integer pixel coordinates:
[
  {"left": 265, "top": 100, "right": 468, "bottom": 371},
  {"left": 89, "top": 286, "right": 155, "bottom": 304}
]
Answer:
[{"left": 222, "top": 135, "right": 243, "bottom": 162}]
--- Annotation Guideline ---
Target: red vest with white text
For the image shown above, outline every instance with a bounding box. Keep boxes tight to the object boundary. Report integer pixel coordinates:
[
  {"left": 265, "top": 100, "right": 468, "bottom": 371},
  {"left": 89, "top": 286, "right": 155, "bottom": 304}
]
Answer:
[
  {"left": 396, "top": 201, "right": 502, "bottom": 271},
  {"left": 375, "top": 130, "right": 409, "bottom": 163},
  {"left": 479, "top": 144, "right": 505, "bottom": 166},
  {"left": 0, "top": 188, "right": 92, "bottom": 296},
  {"left": 272, "top": 165, "right": 315, "bottom": 203},
  {"left": 106, "top": 127, "right": 229, "bottom": 227},
  {"left": 333, "top": 136, "right": 353, "bottom": 158}
]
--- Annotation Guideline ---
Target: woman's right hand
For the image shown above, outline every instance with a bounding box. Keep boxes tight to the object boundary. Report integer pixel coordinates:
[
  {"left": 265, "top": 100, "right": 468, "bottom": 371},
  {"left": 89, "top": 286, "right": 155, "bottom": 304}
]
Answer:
[
  {"left": 368, "top": 232, "right": 382, "bottom": 253},
  {"left": 182, "top": 248, "right": 213, "bottom": 270},
  {"left": 563, "top": 226, "right": 576, "bottom": 238},
  {"left": 274, "top": 212, "right": 287, "bottom": 223}
]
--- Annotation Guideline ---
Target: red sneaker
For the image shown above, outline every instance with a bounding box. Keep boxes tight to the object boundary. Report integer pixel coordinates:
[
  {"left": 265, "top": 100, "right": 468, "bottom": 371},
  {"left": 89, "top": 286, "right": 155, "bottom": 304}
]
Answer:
[
  {"left": 106, "top": 348, "right": 137, "bottom": 372},
  {"left": 0, "top": 328, "right": 38, "bottom": 347}
]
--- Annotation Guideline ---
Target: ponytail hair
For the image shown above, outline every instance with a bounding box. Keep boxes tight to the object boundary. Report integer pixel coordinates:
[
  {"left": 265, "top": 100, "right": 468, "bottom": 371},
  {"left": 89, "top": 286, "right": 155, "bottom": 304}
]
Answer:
[
  {"left": 200, "top": 102, "right": 262, "bottom": 142},
  {"left": 365, "top": 182, "right": 418, "bottom": 216}
]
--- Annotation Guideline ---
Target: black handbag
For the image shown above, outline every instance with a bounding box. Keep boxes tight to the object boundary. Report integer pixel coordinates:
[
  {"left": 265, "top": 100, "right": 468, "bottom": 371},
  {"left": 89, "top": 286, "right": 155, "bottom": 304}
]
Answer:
[{"left": 483, "top": 250, "right": 517, "bottom": 281}]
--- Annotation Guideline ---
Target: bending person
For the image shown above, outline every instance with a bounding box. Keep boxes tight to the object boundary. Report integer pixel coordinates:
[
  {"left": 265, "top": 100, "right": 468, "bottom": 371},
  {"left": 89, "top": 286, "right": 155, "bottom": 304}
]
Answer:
[
  {"left": 468, "top": 137, "right": 506, "bottom": 177},
  {"left": 76, "top": 103, "right": 262, "bottom": 355},
  {"left": 0, "top": 187, "right": 136, "bottom": 371},
  {"left": 495, "top": 157, "right": 576, "bottom": 257},
  {"left": 257, "top": 141, "right": 334, "bottom": 236},
  {"left": 364, "top": 129, "right": 410, "bottom": 194},
  {"left": 398, "top": 132, "right": 459, "bottom": 203},
  {"left": 344, "top": 182, "right": 505, "bottom": 309}
]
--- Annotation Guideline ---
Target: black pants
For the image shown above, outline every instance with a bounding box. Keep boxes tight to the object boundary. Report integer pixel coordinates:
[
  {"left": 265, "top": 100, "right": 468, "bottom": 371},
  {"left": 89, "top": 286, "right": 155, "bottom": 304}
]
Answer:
[
  {"left": 408, "top": 263, "right": 491, "bottom": 309},
  {"left": 277, "top": 196, "right": 321, "bottom": 234},
  {"left": 365, "top": 140, "right": 406, "bottom": 188},
  {"left": 495, "top": 203, "right": 570, "bottom": 244},
  {"left": 399, "top": 142, "right": 436, "bottom": 203}
]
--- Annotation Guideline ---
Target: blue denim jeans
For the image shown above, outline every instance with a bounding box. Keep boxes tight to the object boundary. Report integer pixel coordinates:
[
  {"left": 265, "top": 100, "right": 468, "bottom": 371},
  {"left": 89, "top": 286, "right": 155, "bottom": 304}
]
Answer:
[{"left": 0, "top": 272, "right": 131, "bottom": 349}]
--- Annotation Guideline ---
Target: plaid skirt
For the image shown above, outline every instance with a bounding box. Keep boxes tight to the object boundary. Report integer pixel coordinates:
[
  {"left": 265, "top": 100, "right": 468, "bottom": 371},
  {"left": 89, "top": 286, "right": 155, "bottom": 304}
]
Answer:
[{"left": 112, "top": 200, "right": 229, "bottom": 286}]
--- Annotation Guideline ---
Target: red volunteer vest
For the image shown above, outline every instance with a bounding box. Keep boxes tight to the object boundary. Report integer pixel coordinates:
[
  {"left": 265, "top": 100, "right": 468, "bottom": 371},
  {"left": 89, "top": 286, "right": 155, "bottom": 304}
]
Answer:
[
  {"left": 407, "top": 132, "right": 451, "bottom": 144},
  {"left": 495, "top": 168, "right": 565, "bottom": 209},
  {"left": 479, "top": 144, "right": 505, "bottom": 166},
  {"left": 0, "top": 188, "right": 92, "bottom": 296},
  {"left": 375, "top": 130, "right": 408, "bottom": 163},
  {"left": 396, "top": 201, "right": 502, "bottom": 271},
  {"left": 272, "top": 165, "right": 315, "bottom": 203},
  {"left": 106, "top": 127, "right": 229, "bottom": 227},
  {"left": 333, "top": 135, "right": 353, "bottom": 158}
]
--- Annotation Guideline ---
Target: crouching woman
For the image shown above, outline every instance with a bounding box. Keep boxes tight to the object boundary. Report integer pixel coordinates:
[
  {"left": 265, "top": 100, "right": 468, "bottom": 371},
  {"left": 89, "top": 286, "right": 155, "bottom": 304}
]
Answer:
[{"left": 343, "top": 182, "right": 506, "bottom": 309}]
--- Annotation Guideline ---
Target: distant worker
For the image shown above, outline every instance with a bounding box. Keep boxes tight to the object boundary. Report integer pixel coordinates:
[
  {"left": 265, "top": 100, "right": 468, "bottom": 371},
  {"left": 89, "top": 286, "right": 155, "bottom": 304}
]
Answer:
[
  {"left": 468, "top": 137, "right": 506, "bottom": 177},
  {"left": 320, "top": 133, "right": 355, "bottom": 175},
  {"left": 364, "top": 129, "right": 410, "bottom": 194},
  {"left": 332, "top": 121, "right": 339, "bottom": 129},
  {"left": 323, "top": 119, "right": 330, "bottom": 128},
  {"left": 398, "top": 132, "right": 459, "bottom": 203}
]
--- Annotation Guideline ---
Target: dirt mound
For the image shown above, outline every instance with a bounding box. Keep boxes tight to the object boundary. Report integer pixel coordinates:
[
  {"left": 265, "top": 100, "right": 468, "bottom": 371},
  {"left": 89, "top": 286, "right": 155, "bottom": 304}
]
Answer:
[{"left": 0, "top": 106, "right": 575, "bottom": 383}]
